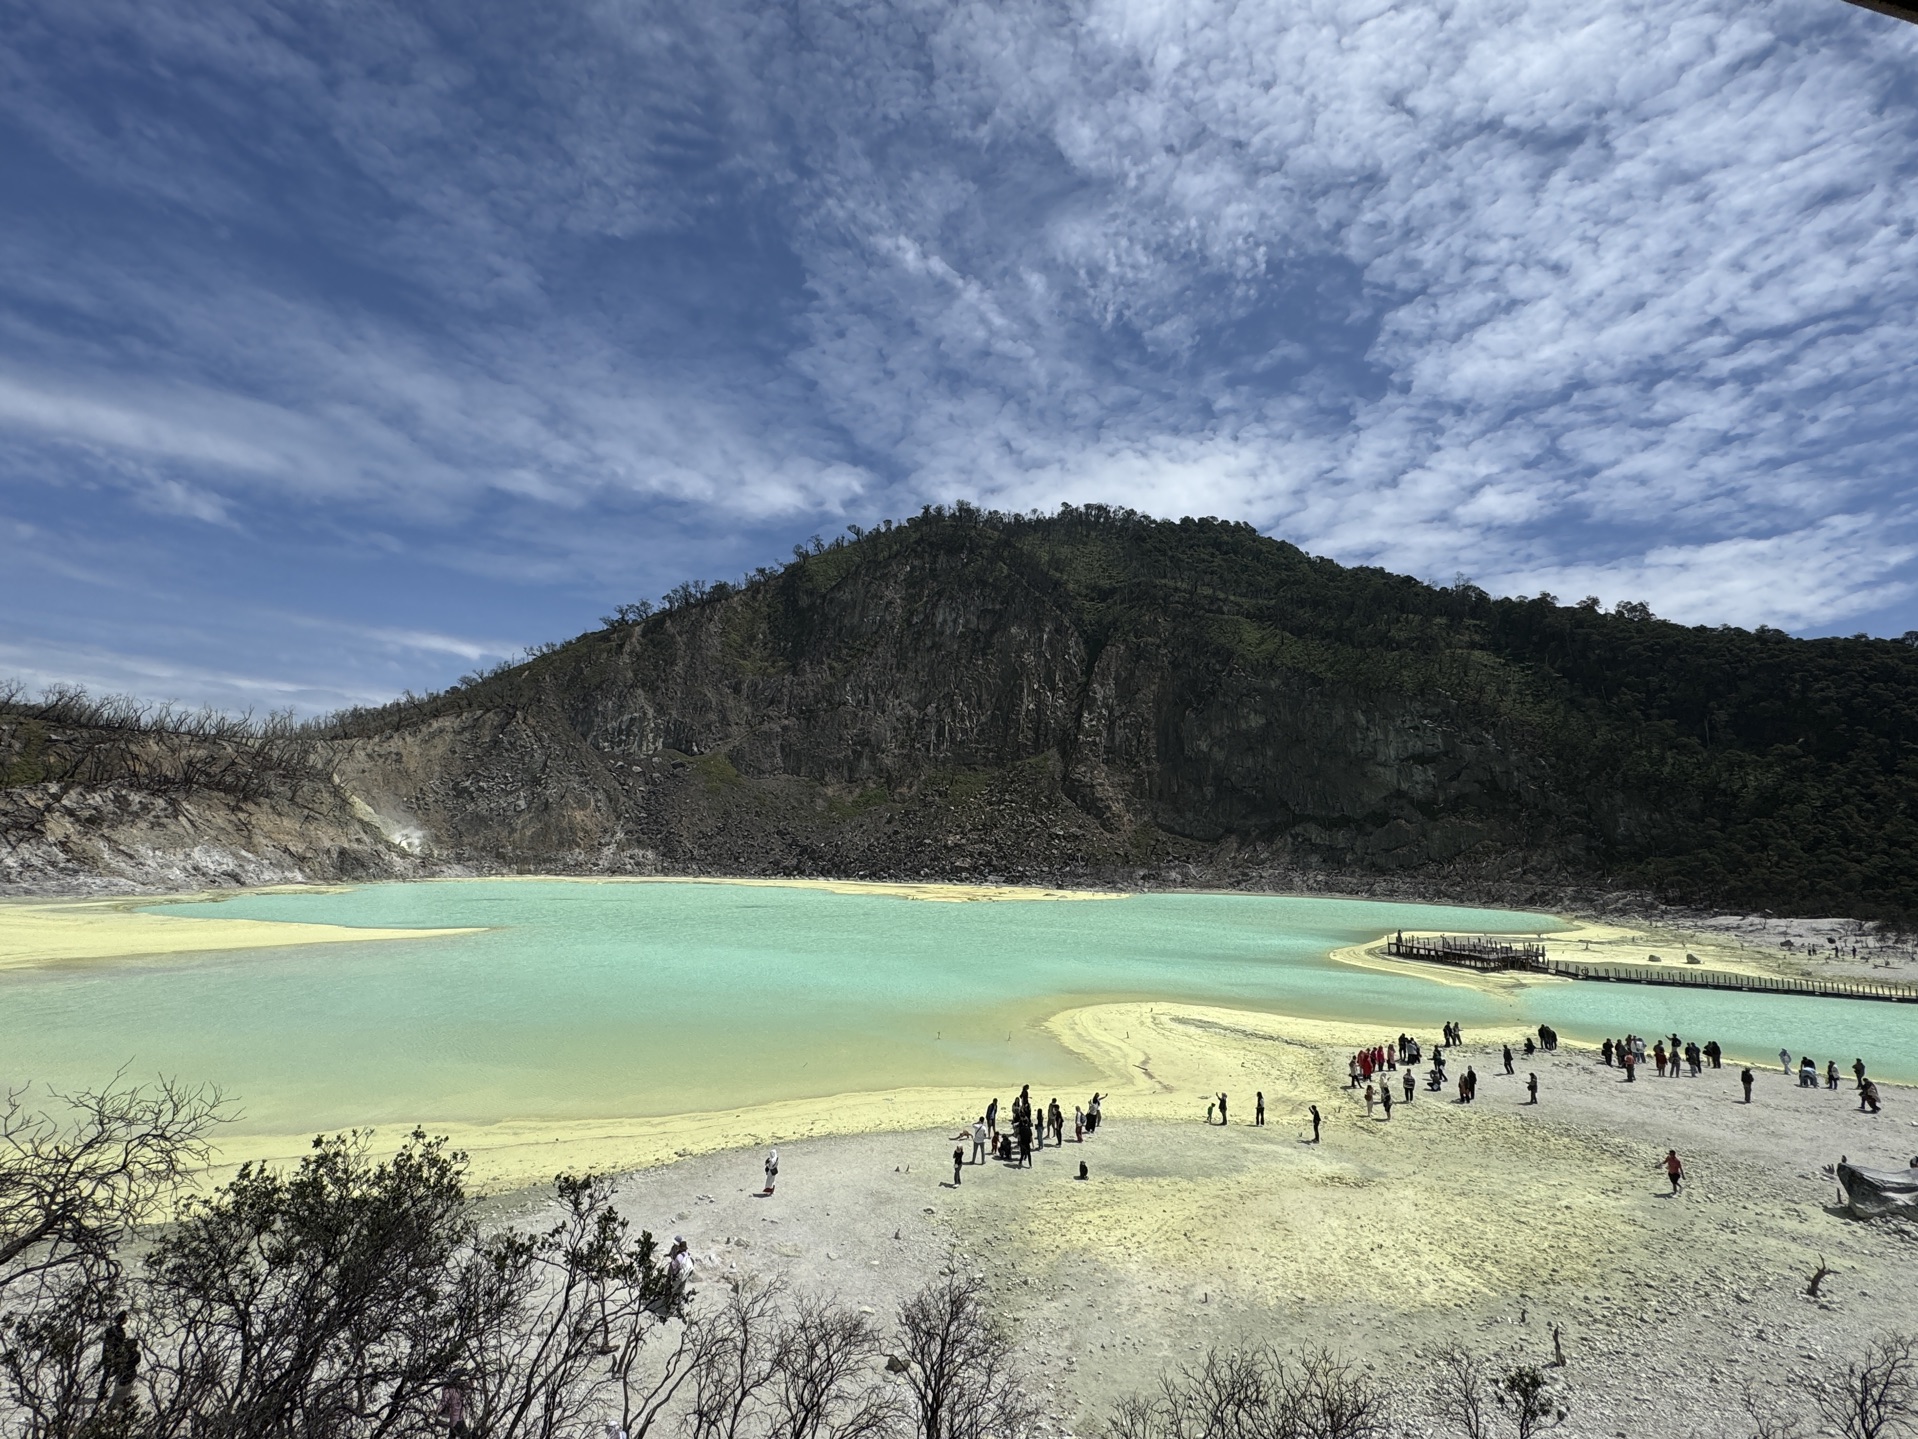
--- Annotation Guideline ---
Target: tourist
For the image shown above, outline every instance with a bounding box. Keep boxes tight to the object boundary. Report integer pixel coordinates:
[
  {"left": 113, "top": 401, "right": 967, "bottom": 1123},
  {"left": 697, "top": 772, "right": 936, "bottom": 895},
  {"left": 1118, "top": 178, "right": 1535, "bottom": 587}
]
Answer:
[
  {"left": 666, "top": 1237, "right": 694, "bottom": 1300},
  {"left": 1364, "top": 1082, "right": 1376, "bottom": 1118},
  {"left": 1503, "top": 1044, "right": 1515, "bottom": 1076},
  {"left": 436, "top": 1374, "right": 470, "bottom": 1438},
  {"left": 1826, "top": 1061, "right": 1840, "bottom": 1092},
  {"left": 1218, "top": 1092, "right": 1228, "bottom": 1125},
  {"left": 1380, "top": 1085, "right": 1393, "bottom": 1120},
  {"left": 1255, "top": 1091, "right": 1265, "bottom": 1126},
  {"left": 98, "top": 1311, "right": 136, "bottom": 1412},
  {"left": 1779, "top": 1048, "right": 1792, "bottom": 1074},
  {"left": 1654, "top": 1042, "right": 1667, "bottom": 1078},
  {"left": 1207, "top": 1098, "right": 1216, "bottom": 1125},
  {"left": 763, "top": 1148, "right": 779, "bottom": 1195},
  {"left": 952, "top": 1146, "right": 964, "bottom": 1185},
  {"left": 1860, "top": 1080, "right": 1882, "bottom": 1114},
  {"left": 1705, "top": 1040, "right": 1722, "bottom": 1069},
  {"left": 1527, "top": 1073, "right": 1539, "bottom": 1105},
  {"left": 1402, "top": 1069, "right": 1415, "bottom": 1103},
  {"left": 1602, "top": 1037, "right": 1615, "bottom": 1067},
  {"left": 1798, "top": 1056, "right": 1817, "bottom": 1089},
  {"left": 1349, "top": 1056, "right": 1362, "bottom": 1089},
  {"left": 971, "top": 1117, "right": 987, "bottom": 1164},
  {"left": 1310, "top": 1104, "right": 1322, "bottom": 1143},
  {"left": 1074, "top": 1106, "right": 1084, "bottom": 1142},
  {"left": 1017, "top": 1120, "right": 1033, "bottom": 1167},
  {"left": 1623, "top": 1050, "right": 1636, "bottom": 1083},
  {"left": 1663, "top": 1149, "right": 1683, "bottom": 1195},
  {"left": 987, "top": 1097, "right": 999, "bottom": 1136},
  {"left": 1741, "top": 1066, "right": 1754, "bottom": 1102},
  {"left": 1854, "top": 1058, "right": 1868, "bottom": 1088}
]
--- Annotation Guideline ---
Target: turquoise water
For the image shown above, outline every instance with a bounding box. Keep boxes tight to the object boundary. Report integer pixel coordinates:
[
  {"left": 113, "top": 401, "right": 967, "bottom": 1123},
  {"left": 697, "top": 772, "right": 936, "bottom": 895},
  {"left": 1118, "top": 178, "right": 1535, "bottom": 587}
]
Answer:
[{"left": 0, "top": 881, "right": 1911, "bottom": 1135}]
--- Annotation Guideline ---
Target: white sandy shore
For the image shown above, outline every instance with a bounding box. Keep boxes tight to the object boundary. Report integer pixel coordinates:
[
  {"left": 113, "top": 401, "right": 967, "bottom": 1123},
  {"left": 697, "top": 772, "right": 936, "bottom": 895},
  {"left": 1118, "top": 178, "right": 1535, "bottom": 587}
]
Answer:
[{"left": 544, "top": 1012, "right": 1918, "bottom": 1439}]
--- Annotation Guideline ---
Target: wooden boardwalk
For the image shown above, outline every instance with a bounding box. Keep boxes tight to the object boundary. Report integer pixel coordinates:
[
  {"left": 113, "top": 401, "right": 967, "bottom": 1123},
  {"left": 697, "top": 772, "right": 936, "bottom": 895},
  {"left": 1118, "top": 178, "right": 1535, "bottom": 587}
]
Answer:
[{"left": 1383, "top": 935, "right": 1918, "bottom": 1005}]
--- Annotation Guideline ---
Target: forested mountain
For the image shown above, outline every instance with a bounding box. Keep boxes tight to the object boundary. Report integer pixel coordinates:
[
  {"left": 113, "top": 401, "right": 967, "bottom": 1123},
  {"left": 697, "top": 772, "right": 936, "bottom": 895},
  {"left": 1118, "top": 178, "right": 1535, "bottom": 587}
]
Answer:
[{"left": 9, "top": 505, "right": 1918, "bottom": 919}]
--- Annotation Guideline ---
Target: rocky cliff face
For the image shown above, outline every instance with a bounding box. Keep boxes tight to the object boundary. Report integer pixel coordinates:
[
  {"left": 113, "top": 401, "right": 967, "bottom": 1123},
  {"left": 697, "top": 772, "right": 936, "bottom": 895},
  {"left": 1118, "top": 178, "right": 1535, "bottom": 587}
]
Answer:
[
  {"left": 317, "top": 522, "right": 1590, "bottom": 900},
  {"left": 14, "top": 509, "right": 1914, "bottom": 914}
]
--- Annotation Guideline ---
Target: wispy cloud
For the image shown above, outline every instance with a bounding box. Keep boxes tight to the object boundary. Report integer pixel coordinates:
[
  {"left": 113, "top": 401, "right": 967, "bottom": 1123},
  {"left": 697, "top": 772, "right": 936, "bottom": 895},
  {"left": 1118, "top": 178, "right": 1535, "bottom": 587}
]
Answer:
[{"left": 1, "top": 0, "right": 1915, "bottom": 705}]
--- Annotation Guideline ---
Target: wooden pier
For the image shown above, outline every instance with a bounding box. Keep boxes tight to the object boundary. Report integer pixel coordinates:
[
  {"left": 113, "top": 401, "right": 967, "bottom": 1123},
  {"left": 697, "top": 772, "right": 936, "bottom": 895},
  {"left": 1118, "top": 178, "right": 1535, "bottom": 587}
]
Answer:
[
  {"left": 1384, "top": 935, "right": 1548, "bottom": 971},
  {"left": 1383, "top": 935, "right": 1918, "bottom": 1004},
  {"left": 1539, "top": 959, "right": 1918, "bottom": 1004}
]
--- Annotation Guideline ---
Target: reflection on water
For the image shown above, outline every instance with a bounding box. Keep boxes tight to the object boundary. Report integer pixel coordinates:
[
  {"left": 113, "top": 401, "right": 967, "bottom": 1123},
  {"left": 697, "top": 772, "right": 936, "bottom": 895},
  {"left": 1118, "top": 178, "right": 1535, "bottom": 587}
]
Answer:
[{"left": 0, "top": 881, "right": 1909, "bottom": 1134}]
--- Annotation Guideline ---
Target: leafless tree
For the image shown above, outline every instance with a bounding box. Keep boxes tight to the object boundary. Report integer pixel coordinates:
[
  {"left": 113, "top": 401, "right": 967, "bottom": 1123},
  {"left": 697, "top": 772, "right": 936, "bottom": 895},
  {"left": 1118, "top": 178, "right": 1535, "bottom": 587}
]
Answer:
[
  {"left": 463, "top": 1172, "right": 687, "bottom": 1439},
  {"left": 1744, "top": 1391, "right": 1813, "bottom": 1439},
  {"left": 689, "top": 1278, "right": 788, "bottom": 1439},
  {"left": 768, "top": 1295, "right": 896, "bottom": 1439},
  {"left": 1104, "top": 1345, "right": 1387, "bottom": 1439},
  {"left": 0, "top": 1076, "right": 225, "bottom": 1298},
  {"left": 894, "top": 1269, "right": 1036, "bottom": 1439},
  {"left": 1800, "top": 1335, "right": 1918, "bottom": 1439},
  {"left": 1436, "top": 1348, "right": 1566, "bottom": 1439}
]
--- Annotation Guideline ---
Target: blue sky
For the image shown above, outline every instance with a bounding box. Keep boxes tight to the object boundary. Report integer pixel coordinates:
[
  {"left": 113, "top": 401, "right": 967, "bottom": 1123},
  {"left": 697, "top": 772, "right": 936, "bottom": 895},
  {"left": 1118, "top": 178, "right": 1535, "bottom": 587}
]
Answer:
[{"left": 2, "top": 0, "right": 1915, "bottom": 713}]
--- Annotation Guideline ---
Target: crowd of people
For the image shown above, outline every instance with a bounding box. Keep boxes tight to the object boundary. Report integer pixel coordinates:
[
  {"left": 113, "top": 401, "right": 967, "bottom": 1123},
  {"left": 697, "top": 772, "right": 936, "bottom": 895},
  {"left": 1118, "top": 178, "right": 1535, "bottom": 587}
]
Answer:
[
  {"left": 917, "top": 1017, "right": 1889, "bottom": 1201},
  {"left": 1594, "top": 1032, "right": 1885, "bottom": 1113},
  {"left": 947, "top": 1086, "right": 1105, "bottom": 1182}
]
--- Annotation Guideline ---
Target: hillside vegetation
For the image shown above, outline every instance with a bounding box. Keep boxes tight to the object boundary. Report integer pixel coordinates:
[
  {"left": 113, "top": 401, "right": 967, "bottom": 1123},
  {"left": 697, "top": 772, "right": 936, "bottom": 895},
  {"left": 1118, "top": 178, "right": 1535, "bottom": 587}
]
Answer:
[{"left": 9, "top": 506, "right": 1918, "bottom": 918}]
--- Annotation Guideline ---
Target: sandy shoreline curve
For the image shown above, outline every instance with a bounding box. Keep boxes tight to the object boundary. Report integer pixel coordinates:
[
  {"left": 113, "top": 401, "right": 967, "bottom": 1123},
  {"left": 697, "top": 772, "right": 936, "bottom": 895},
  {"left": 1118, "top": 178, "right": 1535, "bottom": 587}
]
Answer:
[
  {"left": 0, "top": 894, "right": 482, "bottom": 969},
  {"left": 200, "top": 1000, "right": 1551, "bottom": 1190}
]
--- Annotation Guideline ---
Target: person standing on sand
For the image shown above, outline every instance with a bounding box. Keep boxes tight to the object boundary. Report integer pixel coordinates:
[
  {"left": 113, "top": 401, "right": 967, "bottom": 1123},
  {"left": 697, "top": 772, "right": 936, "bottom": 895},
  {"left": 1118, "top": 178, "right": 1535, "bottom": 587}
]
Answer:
[
  {"left": 1207, "top": 1098, "right": 1216, "bottom": 1125},
  {"left": 1310, "top": 1104, "right": 1322, "bottom": 1142},
  {"left": 1623, "top": 1050, "right": 1636, "bottom": 1083},
  {"left": 1602, "top": 1037, "right": 1614, "bottom": 1067},
  {"left": 1779, "top": 1048, "right": 1792, "bottom": 1074},
  {"left": 1663, "top": 1149, "right": 1683, "bottom": 1194},
  {"left": 952, "top": 1146, "right": 964, "bottom": 1186},
  {"left": 1255, "top": 1092, "right": 1265, "bottom": 1126},
  {"left": 1827, "top": 1061, "right": 1840, "bottom": 1091},
  {"left": 1527, "top": 1073, "right": 1539, "bottom": 1105},
  {"left": 1741, "top": 1066, "right": 1754, "bottom": 1102},
  {"left": 1074, "top": 1106, "right": 1084, "bottom": 1142},
  {"left": 1218, "top": 1093, "right": 1228, "bottom": 1125},
  {"left": 1402, "top": 1069, "right": 1415, "bottom": 1104},
  {"left": 763, "top": 1149, "right": 778, "bottom": 1195},
  {"left": 98, "top": 1311, "right": 137, "bottom": 1413},
  {"left": 972, "top": 1117, "right": 987, "bottom": 1164},
  {"left": 1380, "top": 1085, "right": 1393, "bottom": 1120},
  {"left": 1503, "top": 1044, "right": 1515, "bottom": 1076},
  {"left": 1364, "top": 1083, "right": 1376, "bottom": 1118}
]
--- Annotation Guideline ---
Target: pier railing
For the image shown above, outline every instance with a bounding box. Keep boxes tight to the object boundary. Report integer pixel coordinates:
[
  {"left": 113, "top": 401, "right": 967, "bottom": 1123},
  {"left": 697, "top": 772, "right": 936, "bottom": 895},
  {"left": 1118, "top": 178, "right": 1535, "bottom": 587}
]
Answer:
[
  {"left": 1384, "top": 936, "right": 1548, "bottom": 971},
  {"left": 1382, "top": 934, "right": 1918, "bottom": 1004},
  {"left": 1540, "top": 959, "right": 1918, "bottom": 1004}
]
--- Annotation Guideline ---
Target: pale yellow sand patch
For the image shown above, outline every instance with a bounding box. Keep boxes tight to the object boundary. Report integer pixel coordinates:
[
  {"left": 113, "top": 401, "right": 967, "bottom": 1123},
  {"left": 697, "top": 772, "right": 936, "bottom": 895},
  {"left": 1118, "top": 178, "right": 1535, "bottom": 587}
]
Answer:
[
  {"left": 201, "top": 1000, "right": 1536, "bottom": 1192},
  {"left": 484, "top": 874, "right": 1128, "bottom": 903},
  {"left": 0, "top": 897, "right": 480, "bottom": 969}
]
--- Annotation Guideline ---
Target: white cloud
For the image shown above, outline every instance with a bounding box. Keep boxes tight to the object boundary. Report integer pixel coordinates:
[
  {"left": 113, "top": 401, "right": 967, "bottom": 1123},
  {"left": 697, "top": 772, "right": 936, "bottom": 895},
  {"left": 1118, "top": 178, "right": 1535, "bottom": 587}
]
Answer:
[
  {"left": 1484, "top": 515, "right": 1918, "bottom": 630},
  {"left": 0, "top": 0, "right": 1914, "bottom": 674}
]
